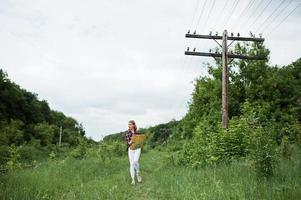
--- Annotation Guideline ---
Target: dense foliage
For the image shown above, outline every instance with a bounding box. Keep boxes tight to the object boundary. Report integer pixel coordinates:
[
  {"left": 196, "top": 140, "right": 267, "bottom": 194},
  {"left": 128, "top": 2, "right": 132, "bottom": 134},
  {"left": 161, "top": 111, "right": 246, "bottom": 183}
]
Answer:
[
  {"left": 0, "top": 69, "right": 95, "bottom": 170},
  {"left": 167, "top": 42, "right": 301, "bottom": 177}
]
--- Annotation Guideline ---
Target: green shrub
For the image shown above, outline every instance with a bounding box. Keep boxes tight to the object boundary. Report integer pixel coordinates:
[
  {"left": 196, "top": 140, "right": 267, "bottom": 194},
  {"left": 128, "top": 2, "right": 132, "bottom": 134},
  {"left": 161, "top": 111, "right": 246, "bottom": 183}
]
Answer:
[
  {"left": 84, "top": 141, "right": 126, "bottom": 163},
  {"left": 54, "top": 143, "right": 71, "bottom": 158},
  {"left": 110, "top": 141, "right": 125, "bottom": 156},
  {"left": 248, "top": 127, "right": 277, "bottom": 178},
  {"left": 280, "top": 136, "right": 292, "bottom": 160},
  {"left": 177, "top": 115, "right": 253, "bottom": 168},
  {"left": 0, "top": 145, "right": 11, "bottom": 167},
  {"left": 177, "top": 101, "right": 279, "bottom": 179},
  {"left": 17, "top": 143, "right": 47, "bottom": 163},
  {"left": 69, "top": 146, "right": 86, "bottom": 159},
  {"left": 177, "top": 119, "right": 220, "bottom": 168},
  {"left": 48, "top": 151, "right": 56, "bottom": 160}
]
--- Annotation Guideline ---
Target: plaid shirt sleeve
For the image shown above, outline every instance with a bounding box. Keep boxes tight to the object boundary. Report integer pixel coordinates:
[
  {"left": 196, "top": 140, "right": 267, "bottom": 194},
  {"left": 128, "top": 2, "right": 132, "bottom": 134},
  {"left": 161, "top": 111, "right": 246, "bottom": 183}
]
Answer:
[{"left": 124, "top": 130, "right": 131, "bottom": 146}]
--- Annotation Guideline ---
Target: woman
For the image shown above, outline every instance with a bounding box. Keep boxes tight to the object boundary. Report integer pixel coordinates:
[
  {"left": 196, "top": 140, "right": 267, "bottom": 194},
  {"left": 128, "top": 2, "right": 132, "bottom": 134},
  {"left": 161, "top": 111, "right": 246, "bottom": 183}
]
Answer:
[{"left": 124, "top": 120, "right": 142, "bottom": 185}]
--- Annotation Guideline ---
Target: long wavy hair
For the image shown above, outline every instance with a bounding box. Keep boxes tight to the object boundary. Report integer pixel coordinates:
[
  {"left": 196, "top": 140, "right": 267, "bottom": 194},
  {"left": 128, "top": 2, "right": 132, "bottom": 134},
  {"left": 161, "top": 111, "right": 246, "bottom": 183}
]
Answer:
[{"left": 128, "top": 120, "right": 137, "bottom": 133}]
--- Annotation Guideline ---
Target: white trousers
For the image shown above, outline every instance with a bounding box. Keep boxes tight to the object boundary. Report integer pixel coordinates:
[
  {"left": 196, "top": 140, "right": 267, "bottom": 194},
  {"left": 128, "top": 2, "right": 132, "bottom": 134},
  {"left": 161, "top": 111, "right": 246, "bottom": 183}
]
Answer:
[{"left": 128, "top": 147, "right": 141, "bottom": 179}]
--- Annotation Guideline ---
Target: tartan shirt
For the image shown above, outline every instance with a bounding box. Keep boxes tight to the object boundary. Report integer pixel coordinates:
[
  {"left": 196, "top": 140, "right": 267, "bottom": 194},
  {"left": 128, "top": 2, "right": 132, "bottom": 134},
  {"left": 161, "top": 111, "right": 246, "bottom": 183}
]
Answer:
[{"left": 124, "top": 129, "right": 140, "bottom": 147}]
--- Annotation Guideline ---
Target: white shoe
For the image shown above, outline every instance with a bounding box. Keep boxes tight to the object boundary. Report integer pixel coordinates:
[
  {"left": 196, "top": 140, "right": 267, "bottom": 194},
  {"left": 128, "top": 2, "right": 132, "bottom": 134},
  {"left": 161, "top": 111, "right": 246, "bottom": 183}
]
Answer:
[
  {"left": 131, "top": 178, "right": 135, "bottom": 185},
  {"left": 137, "top": 173, "right": 142, "bottom": 183}
]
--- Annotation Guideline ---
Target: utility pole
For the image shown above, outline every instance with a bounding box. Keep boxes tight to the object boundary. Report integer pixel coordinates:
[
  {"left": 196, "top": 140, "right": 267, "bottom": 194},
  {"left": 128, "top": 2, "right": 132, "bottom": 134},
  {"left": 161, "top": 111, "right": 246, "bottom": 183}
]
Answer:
[
  {"left": 59, "top": 125, "right": 62, "bottom": 146},
  {"left": 221, "top": 30, "right": 228, "bottom": 129},
  {"left": 185, "top": 29, "right": 265, "bottom": 129}
]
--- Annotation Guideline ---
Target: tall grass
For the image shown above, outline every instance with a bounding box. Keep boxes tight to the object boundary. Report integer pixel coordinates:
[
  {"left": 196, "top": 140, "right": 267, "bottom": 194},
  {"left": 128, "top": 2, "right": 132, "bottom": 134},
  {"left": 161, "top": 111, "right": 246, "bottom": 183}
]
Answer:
[{"left": 0, "top": 148, "right": 300, "bottom": 200}]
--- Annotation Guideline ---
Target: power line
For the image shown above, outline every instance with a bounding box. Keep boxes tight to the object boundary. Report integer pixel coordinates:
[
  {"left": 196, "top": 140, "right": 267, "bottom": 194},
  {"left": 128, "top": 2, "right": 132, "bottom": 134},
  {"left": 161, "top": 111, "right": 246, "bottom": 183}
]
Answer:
[
  {"left": 266, "top": 1, "right": 301, "bottom": 37},
  {"left": 224, "top": 0, "right": 240, "bottom": 27},
  {"left": 241, "top": 0, "right": 265, "bottom": 31},
  {"left": 238, "top": 0, "right": 257, "bottom": 19},
  {"left": 189, "top": 0, "right": 202, "bottom": 30},
  {"left": 246, "top": 0, "right": 273, "bottom": 31},
  {"left": 233, "top": 0, "right": 257, "bottom": 30},
  {"left": 259, "top": 0, "right": 294, "bottom": 33},
  {"left": 219, "top": 0, "right": 235, "bottom": 30},
  {"left": 212, "top": 0, "right": 230, "bottom": 31},
  {"left": 186, "top": 0, "right": 203, "bottom": 75},
  {"left": 254, "top": 0, "right": 287, "bottom": 32},
  {"left": 203, "top": 0, "right": 216, "bottom": 31},
  {"left": 196, "top": 0, "right": 208, "bottom": 31},
  {"left": 193, "top": 0, "right": 211, "bottom": 58},
  {"left": 183, "top": 0, "right": 203, "bottom": 101}
]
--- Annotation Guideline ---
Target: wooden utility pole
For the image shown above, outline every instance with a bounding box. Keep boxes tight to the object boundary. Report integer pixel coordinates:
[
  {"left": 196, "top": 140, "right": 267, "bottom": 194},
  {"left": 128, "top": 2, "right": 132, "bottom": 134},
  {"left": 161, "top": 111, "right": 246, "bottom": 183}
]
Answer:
[
  {"left": 185, "top": 29, "right": 265, "bottom": 129},
  {"left": 221, "top": 30, "right": 228, "bottom": 128},
  {"left": 59, "top": 125, "right": 62, "bottom": 146}
]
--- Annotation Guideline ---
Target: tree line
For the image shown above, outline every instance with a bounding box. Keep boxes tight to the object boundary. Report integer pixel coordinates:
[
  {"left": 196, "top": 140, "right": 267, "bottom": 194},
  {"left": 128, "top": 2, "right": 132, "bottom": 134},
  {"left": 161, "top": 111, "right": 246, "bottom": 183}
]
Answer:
[{"left": 0, "top": 69, "right": 95, "bottom": 169}]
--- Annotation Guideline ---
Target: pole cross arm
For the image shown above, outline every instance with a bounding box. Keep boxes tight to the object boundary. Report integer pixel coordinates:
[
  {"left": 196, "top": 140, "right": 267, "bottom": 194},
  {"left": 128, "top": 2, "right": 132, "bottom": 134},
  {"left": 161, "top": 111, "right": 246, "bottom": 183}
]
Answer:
[
  {"left": 185, "top": 34, "right": 264, "bottom": 42},
  {"left": 184, "top": 51, "right": 266, "bottom": 60}
]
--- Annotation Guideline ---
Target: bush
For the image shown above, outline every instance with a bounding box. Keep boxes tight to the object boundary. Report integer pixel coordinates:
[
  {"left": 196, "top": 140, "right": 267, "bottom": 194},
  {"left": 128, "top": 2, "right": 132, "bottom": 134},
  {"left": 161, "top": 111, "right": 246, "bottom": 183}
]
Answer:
[
  {"left": 0, "top": 145, "right": 11, "bottom": 167},
  {"left": 17, "top": 143, "right": 48, "bottom": 163},
  {"left": 48, "top": 151, "right": 56, "bottom": 160},
  {"left": 68, "top": 138, "right": 88, "bottom": 159},
  {"left": 53, "top": 143, "right": 71, "bottom": 158},
  {"left": 75, "top": 140, "right": 126, "bottom": 162},
  {"left": 177, "top": 119, "right": 221, "bottom": 168},
  {"left": 280, "top": 135, "right": 292, "bottom": 160},
  {"left": 177, "top": 101, "right": 279, "bottom": 178},
  {"left": 17, "top": 145, "right": 37, "bottom": 162},
  {"left": 248, "top": 127, "right": 277, "bottom": 178},
  {"left": 110, "top": 141, "right": 125, "bottom": 156},
  {"left": 0, "top": 145, "right": 21, "bottom": 171}
]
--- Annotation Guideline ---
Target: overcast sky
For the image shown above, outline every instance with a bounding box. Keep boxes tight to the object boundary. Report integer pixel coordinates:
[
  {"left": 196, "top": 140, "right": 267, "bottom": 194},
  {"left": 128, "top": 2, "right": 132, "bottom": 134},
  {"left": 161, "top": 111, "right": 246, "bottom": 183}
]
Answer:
[{"left": 1, "top": 0, "right": 300, "bottom": 141}]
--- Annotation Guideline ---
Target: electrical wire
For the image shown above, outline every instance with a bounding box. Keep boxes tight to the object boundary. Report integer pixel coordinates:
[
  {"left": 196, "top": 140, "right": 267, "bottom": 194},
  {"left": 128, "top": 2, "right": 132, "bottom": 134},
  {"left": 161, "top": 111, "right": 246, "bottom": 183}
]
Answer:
[
  {"left": 224, "top": 0, "right": 240, "bottom": 27},
  {"left": 246, "top": 0, "right": 273, "bottom": 31},
  {"left": 189, "top": 0, "right": 202, "bottom": 31},
  {"left": 203, "top": 0, "right": 216, "bottom": 32},
  {"left": 195, "top": 0, "right": 208, "bottom": 31},
  {"left": 237, "top": 0, "right": 257, "bottom": 21},
  {"left": 258, "top": 0, "right": 294, "bottom": 33},
  {"left": 241, "top": 0, "right": 265, "bottom": 31},
  {"left": 266, "top": 1, "right": 301, "bottom": 37},
  {"left": 254, "top": 0, "right": 287, "bottom": 32},
  {"left": 211, "top": 0, "right": 230, "bottom": 31},
  {"left": 233, "top": 0, "right": 257, "bottom": 30}
]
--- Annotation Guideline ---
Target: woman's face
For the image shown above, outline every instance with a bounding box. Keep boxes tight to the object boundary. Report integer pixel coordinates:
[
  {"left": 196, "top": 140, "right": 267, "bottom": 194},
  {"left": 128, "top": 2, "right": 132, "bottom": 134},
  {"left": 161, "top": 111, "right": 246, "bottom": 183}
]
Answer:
[{"left": 128, "top": 122, "right": 134, "bottom": 130}]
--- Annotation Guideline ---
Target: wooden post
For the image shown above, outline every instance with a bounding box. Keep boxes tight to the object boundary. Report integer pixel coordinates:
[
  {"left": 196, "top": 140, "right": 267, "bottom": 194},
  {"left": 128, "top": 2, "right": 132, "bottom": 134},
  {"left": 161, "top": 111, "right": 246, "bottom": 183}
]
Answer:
[
  {"left": 221, "top": 30, "right": 228, "bottom": 129},
  {"left": 59, "top": 125, "right": 62, "bottom": 146}
]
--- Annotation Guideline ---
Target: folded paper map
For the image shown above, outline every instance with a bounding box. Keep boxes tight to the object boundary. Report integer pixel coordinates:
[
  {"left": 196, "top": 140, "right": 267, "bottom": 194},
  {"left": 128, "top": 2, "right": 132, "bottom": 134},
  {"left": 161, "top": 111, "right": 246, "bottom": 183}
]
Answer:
[{"left": 130, "top": 134, "right": 146, "bottom": 150}]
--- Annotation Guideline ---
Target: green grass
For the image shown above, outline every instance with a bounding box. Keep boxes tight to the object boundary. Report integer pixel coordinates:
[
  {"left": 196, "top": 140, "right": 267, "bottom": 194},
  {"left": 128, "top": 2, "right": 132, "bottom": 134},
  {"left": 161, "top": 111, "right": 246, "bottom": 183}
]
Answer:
[{"left": 0, "top": 149, "right": 300, "bottom": 200}]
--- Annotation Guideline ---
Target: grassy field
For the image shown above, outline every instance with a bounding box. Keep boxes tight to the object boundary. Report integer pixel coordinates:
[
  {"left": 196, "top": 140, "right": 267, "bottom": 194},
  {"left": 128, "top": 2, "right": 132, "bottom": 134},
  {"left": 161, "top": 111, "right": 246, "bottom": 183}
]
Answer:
[{"left": 0, "top": 149, "right": 300, "bottom": 200}]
